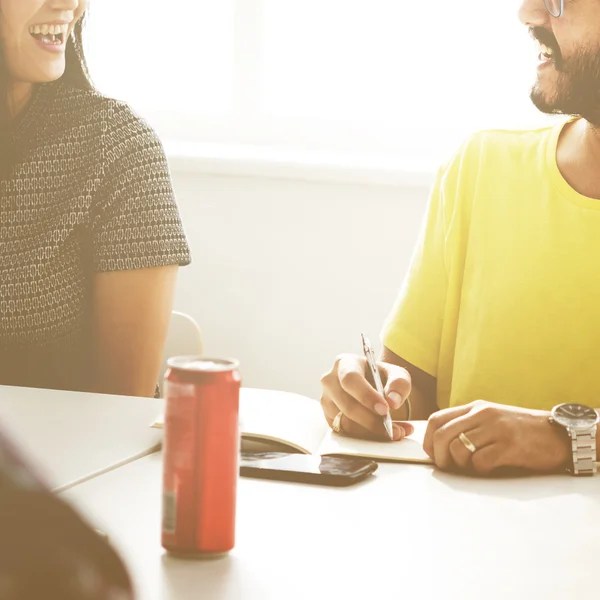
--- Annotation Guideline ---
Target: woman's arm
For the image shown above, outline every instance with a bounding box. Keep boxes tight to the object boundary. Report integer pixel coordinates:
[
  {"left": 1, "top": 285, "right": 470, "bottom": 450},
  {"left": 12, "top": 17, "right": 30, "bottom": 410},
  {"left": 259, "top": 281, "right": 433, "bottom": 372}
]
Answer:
[{"left": 89, "top": 265, "right": 178, "bottom": 397}]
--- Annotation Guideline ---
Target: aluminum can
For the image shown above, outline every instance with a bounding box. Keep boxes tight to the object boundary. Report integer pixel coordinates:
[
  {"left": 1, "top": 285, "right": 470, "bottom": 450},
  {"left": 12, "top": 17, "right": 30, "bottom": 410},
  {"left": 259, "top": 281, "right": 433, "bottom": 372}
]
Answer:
[{"left": 161, "top": 356, "right": 241, "bottom": 557}]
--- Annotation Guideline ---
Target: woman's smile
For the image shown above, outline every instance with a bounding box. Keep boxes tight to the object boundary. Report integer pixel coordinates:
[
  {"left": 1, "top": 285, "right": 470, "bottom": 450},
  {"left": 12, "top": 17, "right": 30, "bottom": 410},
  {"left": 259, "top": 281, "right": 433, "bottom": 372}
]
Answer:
[
  {"left": 29, "top": 21, "right": 71, "bottom": 52},
  {"left": 28, "top": 21, "right": 71, "bottom": 53}
]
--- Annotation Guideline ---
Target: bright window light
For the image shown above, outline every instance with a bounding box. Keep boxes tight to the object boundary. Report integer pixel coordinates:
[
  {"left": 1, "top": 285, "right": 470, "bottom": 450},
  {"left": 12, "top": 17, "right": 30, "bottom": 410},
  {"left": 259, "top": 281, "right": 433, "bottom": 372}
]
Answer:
[
  {"left": 83, "top": 0, "right": 558, "bottom": 162},
  {"left": 84, "top": 0, "right": 234, "bottom": 114}
]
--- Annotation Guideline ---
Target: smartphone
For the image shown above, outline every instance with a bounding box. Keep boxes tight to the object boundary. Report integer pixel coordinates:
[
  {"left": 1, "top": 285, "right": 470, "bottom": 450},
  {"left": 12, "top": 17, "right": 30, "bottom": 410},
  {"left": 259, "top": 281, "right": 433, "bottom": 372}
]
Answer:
[{"left": 239, "top": 452, "right": 378, "bottom": 487}]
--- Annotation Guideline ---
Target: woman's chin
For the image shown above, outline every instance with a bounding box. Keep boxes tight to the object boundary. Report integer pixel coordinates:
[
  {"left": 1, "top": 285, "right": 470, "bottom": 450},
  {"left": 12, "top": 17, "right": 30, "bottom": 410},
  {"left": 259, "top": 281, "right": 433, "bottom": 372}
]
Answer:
[
  {"left": 38, "top": 66, "right": 67, "bottom": 83},
  {"left": 19, "top": 63, "right": 67, "bottom": 85}
]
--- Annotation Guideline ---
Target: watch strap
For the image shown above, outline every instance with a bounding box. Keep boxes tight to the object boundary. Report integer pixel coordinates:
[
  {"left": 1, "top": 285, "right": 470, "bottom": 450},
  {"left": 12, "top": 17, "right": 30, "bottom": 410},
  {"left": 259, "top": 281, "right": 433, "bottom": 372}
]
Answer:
[{"left": 569, "top": 425, "right": 597, "bottom": 476}]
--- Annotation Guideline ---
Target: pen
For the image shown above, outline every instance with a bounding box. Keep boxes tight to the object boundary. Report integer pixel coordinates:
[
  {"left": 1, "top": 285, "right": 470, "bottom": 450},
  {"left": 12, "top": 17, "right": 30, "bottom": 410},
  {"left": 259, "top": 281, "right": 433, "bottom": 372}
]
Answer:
[{"left": 361, "top": 334, "right": 394, "bottom": 440}]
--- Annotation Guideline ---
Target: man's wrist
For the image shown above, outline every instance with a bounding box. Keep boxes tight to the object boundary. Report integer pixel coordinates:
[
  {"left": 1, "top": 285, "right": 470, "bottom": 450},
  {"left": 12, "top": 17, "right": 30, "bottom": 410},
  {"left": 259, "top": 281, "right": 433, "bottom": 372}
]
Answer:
[
  {"left": 545, "top": 411, "right": 572, "bottom": 472},
  {"left": 547, "top": 405, "right": 600, "bottom": 476}
]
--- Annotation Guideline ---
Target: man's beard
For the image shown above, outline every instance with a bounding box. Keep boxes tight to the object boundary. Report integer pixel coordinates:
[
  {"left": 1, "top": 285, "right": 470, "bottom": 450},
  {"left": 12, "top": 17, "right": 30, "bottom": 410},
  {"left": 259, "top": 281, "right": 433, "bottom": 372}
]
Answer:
[{"left": 529, "top": 27, "right": 600, "bottom": 126}]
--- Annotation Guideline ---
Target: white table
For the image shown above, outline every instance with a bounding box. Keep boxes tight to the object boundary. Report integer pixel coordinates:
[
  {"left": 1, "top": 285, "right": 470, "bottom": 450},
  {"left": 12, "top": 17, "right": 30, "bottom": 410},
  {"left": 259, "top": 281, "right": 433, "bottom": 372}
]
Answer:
[
  {"left": 0, "top": 385, "right": 163, "bottom": 491},
  {"left": 62, "top": 449, "right": 600, "bottom": 600}
]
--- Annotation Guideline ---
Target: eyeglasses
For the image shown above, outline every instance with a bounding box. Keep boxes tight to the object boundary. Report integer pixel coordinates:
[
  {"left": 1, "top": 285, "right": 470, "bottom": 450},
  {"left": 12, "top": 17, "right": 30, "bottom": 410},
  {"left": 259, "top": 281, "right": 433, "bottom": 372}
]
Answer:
[{"left": 544, "top": 0, "right": 564, "bottom": 18}]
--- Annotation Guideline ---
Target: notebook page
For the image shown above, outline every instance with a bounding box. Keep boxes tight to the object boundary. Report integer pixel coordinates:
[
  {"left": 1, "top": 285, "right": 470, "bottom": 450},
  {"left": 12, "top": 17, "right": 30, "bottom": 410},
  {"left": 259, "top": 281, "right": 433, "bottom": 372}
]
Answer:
[
  {"left": 151, "top": 390, "right": 329, "bottom": 454},
  {"left": 240, "top": 389, "right": 330, "bottom": 455},
  {"left": 317, "top": 421, "right": 433, "bottom": 464}
]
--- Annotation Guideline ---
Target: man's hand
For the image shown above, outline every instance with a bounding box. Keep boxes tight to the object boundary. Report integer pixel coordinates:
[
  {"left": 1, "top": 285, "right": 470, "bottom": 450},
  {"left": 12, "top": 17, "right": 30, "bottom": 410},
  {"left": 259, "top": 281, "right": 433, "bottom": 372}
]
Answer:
[
  {"left": 423, "top": 400, "right": 571, "bottom": 474},
  {"left": 320, "top": 354, "right": 412, "bottom": 441}
]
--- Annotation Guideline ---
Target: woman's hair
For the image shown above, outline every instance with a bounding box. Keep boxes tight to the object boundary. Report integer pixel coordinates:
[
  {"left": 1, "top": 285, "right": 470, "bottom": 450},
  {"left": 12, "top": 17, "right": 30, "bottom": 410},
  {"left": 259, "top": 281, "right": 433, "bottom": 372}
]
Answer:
[
  {"left": 0, "top": 11, "right": 93, "bottom": 175},
  {"left": 61, "top": 13, "right": 93, "bottom": 91}
]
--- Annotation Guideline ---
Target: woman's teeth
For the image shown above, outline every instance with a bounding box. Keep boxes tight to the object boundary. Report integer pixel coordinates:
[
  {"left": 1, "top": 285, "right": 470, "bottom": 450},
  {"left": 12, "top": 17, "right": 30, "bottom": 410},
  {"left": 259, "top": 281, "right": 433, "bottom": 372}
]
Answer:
[
  {"left": 30, "top": 23, "right": 68, "bottom": 35},
  {"left": 29, "top": 23, "right": 69, "bottom": 45}
]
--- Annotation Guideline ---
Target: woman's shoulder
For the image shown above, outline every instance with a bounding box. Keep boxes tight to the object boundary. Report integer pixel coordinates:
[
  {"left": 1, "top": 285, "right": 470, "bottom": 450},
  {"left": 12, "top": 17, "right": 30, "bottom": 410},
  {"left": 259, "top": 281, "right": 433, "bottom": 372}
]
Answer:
[{"left": 45, "top": 80, "right": 161, "bottom": 146}]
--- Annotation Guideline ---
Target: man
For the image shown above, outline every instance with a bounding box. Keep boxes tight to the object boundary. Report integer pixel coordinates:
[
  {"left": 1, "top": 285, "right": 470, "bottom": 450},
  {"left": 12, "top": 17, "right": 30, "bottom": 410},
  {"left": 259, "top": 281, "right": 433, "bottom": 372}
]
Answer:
[{"left": 320, "top": 0, "right": 600, "bottom": 476}]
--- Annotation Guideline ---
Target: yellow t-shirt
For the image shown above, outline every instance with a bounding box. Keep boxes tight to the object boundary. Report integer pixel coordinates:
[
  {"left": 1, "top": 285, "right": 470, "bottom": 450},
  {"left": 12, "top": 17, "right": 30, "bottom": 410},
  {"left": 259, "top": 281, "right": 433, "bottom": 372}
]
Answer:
[{"left": 381, "top": 118, "right": 600, "bottom": 411}]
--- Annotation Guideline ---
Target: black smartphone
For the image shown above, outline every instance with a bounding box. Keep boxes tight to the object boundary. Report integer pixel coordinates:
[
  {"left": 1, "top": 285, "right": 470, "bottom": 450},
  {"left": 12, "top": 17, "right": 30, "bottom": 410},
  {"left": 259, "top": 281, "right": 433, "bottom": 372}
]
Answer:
[{"left": 239, "top": 452, "right": 378, "bottom": 487}]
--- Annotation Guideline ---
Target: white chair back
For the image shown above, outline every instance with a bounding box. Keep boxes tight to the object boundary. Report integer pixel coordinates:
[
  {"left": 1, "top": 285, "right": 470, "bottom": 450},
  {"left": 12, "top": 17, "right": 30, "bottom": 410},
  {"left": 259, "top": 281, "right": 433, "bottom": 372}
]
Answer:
[{"left": 159, "top": 311, "right": 203, "bottom": 395}]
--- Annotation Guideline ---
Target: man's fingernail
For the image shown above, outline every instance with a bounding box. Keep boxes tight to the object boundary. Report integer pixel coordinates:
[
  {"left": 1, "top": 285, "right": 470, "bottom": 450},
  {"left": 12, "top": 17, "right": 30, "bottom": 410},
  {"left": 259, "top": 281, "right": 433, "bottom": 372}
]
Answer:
[
  {"left": 393, "top": 424, "right": 405, "bottom": 441},
  {"left": 387, "top": 391, "right": 402, "bottom": 409},
  {"left": 403, "top": 423, "right": 414, "bottom": 436},
  {"left": 374, "top": 403, "right": 388, "bottom": 416}
]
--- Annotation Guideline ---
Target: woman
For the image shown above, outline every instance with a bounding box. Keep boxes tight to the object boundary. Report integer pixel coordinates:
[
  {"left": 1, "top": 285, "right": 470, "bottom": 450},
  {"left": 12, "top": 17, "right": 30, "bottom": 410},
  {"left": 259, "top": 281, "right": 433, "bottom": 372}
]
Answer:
[{"left": 0, "top": 0, "right": 191, "bottom": 396}]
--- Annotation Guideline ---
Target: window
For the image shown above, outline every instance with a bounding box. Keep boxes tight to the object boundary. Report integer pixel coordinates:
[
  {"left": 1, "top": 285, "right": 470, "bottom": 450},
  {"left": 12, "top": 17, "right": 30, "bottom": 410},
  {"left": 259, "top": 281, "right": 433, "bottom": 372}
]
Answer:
[
  {"left": 85, "top": 1, "right": 234, "bottom": 114},
  {"left": 85, "top": 1, "right": 556, "bottom": 165}
]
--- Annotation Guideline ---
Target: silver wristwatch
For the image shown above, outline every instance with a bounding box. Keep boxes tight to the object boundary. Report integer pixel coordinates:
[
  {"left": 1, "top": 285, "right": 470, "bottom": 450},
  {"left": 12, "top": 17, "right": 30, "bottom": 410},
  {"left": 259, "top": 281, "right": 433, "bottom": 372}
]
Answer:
[{"left": 550, "top": 403, "right": 599, "bottom": 476}]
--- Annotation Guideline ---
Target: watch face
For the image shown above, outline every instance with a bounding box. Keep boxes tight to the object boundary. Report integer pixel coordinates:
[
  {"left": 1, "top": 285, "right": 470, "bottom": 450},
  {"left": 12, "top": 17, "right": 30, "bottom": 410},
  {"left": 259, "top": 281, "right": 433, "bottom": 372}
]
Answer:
[{"left": 553, "top": 403, "right": 599, "bottom": 430}]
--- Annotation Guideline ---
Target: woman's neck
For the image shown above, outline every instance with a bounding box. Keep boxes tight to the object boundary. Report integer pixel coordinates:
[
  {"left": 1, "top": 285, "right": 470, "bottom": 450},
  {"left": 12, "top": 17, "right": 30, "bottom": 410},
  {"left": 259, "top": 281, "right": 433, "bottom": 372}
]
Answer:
[{"left": 9, "top": 82, "right": 35, "bottom": 119}]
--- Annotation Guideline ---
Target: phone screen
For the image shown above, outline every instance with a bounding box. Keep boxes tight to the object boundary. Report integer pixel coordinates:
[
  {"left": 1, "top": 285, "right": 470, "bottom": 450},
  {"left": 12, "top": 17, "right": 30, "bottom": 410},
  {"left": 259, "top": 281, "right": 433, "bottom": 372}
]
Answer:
[{"left": 239, "top": 452, "right": 378, "bottom": 486}]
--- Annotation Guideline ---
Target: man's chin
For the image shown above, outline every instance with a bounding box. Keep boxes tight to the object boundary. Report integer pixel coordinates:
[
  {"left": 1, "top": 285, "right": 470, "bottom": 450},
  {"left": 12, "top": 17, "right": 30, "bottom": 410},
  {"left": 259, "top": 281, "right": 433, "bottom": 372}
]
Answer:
[
  {"left": 528, "top": 45, "right": 600, "bottom": 125},
  {"left": 529, "top": 84, "right": 564, "bottom": 116}
]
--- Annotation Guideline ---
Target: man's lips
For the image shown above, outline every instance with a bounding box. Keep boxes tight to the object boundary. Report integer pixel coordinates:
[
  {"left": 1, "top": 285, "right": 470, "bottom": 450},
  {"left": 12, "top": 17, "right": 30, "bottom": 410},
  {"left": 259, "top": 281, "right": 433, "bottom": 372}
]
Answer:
[
  {"left": 538, "top": 42, "right": 555, "bottom": 60},
  {"left": 530, "top": 27, "right": 561, "bottom": 66}
]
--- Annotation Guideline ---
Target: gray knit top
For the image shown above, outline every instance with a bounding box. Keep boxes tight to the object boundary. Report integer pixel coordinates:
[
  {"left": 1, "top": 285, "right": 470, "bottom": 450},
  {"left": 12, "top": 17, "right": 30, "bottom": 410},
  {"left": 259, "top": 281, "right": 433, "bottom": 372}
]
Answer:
[{"left": 0, "top": 80, "right": 191, "bottom": 392}]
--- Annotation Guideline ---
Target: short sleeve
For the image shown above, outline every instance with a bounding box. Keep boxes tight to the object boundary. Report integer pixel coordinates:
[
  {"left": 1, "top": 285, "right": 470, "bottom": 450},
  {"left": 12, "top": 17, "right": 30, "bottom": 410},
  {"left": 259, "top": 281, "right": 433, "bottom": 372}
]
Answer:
[
  {"left": 93, "top": 103, "right": 191, "bottom": 273},
  {"left": 380, "top": 167, "right": 450, "bottom": 377}
]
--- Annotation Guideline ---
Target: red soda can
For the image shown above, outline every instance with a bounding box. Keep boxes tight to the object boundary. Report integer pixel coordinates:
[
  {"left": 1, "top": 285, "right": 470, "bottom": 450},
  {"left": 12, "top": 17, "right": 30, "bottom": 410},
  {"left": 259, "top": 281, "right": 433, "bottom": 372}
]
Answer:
[{"left": 161, "top": 356, "right": 241, "bottom": 557}]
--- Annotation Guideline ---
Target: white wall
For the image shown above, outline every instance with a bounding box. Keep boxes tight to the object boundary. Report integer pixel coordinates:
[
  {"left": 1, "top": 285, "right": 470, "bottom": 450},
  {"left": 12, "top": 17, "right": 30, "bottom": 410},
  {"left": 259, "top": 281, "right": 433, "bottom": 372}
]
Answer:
[{"left": 170, "top": 169, "right": 432, "bottom": 400}]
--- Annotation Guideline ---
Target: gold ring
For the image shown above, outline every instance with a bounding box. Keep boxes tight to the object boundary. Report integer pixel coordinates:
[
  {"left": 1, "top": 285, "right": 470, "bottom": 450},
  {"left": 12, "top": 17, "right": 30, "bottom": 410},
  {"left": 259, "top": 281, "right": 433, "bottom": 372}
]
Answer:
[
  {"left": 458, "top": 432, "right": 477, "bottom": 453},
  {"left": 332, "top": 411, "right": 344, "bottom": 435}
]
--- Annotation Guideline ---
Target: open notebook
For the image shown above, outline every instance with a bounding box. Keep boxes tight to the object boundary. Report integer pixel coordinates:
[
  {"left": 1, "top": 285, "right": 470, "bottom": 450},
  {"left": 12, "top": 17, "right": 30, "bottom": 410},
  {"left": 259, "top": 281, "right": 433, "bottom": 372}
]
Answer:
[{"left": 152, "top": 390, "right": 432, "bottom": 464}]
